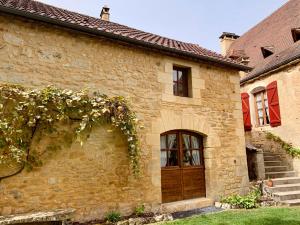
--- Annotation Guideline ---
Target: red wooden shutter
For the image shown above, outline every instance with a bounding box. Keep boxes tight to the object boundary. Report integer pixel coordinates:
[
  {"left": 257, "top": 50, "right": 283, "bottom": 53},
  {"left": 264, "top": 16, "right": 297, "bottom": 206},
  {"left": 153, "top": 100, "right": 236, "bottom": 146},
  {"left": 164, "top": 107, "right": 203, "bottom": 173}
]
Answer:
[
  {"left": 267, "top": 81, "right": 281, "bottom": 127},
  {"left": 241, "top": 93, "right": 252, "bottom": 131}
]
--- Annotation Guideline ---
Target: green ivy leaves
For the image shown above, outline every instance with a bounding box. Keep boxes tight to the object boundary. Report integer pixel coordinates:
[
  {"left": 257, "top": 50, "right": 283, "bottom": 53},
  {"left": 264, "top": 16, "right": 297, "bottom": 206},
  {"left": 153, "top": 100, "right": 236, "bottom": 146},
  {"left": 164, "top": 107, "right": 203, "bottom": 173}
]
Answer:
[
  {"left": 265, "top": 132, "right": 300, "bottom": 158},
  {"left": 0, "top": 84, "right": 142, "bottom": 176}
]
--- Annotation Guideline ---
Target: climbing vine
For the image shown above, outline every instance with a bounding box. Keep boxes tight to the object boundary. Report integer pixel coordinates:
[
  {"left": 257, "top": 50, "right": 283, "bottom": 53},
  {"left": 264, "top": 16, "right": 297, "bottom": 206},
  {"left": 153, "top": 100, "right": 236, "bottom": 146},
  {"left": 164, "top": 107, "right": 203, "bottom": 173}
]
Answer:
[
  {"left": 265, "top": 132, "right": 300, "bottom": 158},
  {"left": 0, "top": 84, "right": 142, "bottom": 175}
]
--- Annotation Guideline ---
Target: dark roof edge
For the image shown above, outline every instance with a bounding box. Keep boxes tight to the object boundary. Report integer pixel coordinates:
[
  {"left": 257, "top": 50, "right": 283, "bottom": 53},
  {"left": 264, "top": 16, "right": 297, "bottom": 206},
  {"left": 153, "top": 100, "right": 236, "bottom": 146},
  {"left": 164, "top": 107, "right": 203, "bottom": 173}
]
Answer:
[
  {"left": 0, "top": 5, "right": 251, "bottom": 71},
  {"left": 240, "top": 54, "right": 300, "bottom": 85}
]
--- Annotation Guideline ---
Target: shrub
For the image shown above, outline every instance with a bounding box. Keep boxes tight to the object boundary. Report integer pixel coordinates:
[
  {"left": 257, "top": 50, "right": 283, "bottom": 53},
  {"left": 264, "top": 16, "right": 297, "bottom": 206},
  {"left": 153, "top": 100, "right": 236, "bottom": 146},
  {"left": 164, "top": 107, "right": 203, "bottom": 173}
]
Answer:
[
  {"left": 221, "top": 188, "right": 261, "bottom": 209},
  {"left": 105, "top": 211, "right": 121, "bottom": 223},
  {"left": 135, "top": 204, "right": 145, "bottom": 216}
]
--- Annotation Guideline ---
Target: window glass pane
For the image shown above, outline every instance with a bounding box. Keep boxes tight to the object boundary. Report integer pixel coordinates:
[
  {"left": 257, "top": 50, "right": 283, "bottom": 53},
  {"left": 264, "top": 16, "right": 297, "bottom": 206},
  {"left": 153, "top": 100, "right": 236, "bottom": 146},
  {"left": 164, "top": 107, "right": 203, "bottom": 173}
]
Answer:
[
  {"left": 168, "top": 134, "right": 177, "bottom": 149},
  {"left": 265, "top": 107, "right": 270, "bottom": 124},
  {"left": 183, "top": 150, "right": 192, "bottom": 166},
  {"left": 256, "top": 94, "right": 262, "bottom": 101},
  {"left": 160, "top": 135, "right": 166, "bottom": 149},
  {"left": 191, "top": 136, "right": 200, "bottom": 149},
  {"left": 168, "top": 150, "right": 178, "bottom": 166},
  {"left": 192, "top": 150, "right": 201, "bottom": 166},
  {"left": 264, "top": 99, "right": 268, "bottom": 108},
  {"left": 178, "top": 71, "right": 183, "bottom": 82},
  {"left": 173, "top": 82, "right": 178, "bottom": 96},
  {"left": 259, "top": 118, "right": 264, "bottom": 126},
  {"left": 256, "top": 101, "right": 262, "bottom": 109},
  {"left": 161, "top": 151, "right": 167, "bottom": 167},
  {"left": 178, "top": 83, "right": 183, "bottom": 96},
  {"left": 173, "top": 70, "right": 178, "bottom": 81},
  {"left": 258, "top": 109, "right": 263, "bottom": 117},
  {"left": 182, "top": 134, "right": 190, "bottom": 149}
]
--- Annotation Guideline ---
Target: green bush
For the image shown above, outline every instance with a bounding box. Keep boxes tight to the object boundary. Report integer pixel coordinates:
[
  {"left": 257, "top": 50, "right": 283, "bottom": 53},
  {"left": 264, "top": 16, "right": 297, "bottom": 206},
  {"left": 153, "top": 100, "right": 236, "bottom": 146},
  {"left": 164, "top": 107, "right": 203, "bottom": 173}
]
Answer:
[
  {"left": 105, "top": 211, "right": 121, "bottom": 223},
  {"left": 221, "top": 189, "right": 261, "bottom": 209},
  {"left": 135, "top": 204, "right": 145, "bottom": 216}
]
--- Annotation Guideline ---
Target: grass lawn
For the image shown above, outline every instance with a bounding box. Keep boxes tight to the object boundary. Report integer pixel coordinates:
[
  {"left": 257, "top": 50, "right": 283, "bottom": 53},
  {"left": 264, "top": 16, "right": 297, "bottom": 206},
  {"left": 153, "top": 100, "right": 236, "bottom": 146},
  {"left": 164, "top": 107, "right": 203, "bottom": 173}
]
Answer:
[{"left": 163, "top": 207, "right": 300, "bottom": 225}]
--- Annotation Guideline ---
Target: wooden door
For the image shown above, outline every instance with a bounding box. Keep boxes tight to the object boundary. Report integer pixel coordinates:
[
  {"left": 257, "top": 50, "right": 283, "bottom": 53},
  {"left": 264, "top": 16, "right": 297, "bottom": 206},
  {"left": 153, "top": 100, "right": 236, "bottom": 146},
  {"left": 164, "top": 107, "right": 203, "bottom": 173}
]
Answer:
[{"left": 161, "top": 131, "right": 206, "bottom": 203}]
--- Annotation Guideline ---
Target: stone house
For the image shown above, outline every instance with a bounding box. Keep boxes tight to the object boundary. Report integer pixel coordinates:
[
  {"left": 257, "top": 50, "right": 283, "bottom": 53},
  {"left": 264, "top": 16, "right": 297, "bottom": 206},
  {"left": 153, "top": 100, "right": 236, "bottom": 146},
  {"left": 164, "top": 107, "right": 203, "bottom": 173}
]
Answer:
[
  {"left": 0, "top": 0, "right": 250, "bottom": 221},
  {"left": 220, "top": 0, "right": 300, "bottom": 205}
]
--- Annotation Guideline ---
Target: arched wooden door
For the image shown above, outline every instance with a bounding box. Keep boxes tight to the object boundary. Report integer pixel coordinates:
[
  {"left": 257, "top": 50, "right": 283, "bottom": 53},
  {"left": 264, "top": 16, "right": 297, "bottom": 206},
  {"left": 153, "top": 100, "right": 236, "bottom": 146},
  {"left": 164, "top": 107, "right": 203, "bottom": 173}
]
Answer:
[{"left": 161, "top": 130, "right": 205, "bottom": 203}]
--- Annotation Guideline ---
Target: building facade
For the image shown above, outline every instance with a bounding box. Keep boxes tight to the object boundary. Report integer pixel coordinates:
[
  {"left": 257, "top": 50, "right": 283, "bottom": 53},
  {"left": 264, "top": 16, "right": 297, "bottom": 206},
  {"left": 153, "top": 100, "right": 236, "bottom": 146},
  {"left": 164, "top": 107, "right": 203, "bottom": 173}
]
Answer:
[
  {"left": 220, "top": 0, "right": 300, "bottom": 178},
  {"left": 0, "top": 0, "right": 249, "bottom": 221}
]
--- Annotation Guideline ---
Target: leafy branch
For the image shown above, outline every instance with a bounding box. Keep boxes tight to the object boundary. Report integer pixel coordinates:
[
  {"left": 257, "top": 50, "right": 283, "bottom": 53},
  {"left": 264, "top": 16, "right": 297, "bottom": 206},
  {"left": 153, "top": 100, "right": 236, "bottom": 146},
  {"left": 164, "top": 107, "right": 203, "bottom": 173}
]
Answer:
[
  {"left": 265, "top": 132, "right": 300, "bottom": 158},
  {"left": 0, "top": 84, "right": 142, "bottom": 176}
]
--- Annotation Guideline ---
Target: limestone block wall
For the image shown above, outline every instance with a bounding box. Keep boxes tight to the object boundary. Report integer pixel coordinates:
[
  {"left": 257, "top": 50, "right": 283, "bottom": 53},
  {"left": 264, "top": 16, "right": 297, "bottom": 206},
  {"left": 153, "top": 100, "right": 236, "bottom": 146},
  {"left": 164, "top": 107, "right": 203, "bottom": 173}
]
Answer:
[
  {"left": 245, "top": 132, "right": 294, "bottom": 171},
  {"left": 0, "top": 13, "right": 248, "bottom": 221}
]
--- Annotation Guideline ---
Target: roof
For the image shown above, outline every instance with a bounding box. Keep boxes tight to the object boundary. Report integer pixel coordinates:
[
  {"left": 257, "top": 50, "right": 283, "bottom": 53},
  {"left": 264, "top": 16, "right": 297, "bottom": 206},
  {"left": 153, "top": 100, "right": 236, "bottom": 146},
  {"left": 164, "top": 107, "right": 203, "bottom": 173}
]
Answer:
[
  {"left": 0, "top": 0, "right": 250, "bottom": 71},
  {"left": 241, "top": 41, "right": 300, "bottom": 84},
  {"left": 228, "top": 0, "right": 300, "bottom": 80}
]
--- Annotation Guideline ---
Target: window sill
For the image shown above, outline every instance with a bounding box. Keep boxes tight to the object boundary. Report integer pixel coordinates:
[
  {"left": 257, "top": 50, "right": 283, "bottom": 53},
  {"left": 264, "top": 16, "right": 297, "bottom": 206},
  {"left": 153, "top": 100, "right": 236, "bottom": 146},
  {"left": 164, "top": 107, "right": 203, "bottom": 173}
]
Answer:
[{"left": 162, "top": 94, "right": 201, "bottom": 106}]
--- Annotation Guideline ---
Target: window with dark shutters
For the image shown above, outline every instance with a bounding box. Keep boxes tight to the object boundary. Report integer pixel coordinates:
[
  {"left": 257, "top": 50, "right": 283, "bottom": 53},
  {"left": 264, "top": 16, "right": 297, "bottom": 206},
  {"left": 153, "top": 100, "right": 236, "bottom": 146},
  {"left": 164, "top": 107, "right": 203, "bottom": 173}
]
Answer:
[
  {"left": 241, "top": 93, "right": 252, "bottom": 131},
  {"left": 267, "top": 81, "right": 281, "bottom": 127}
]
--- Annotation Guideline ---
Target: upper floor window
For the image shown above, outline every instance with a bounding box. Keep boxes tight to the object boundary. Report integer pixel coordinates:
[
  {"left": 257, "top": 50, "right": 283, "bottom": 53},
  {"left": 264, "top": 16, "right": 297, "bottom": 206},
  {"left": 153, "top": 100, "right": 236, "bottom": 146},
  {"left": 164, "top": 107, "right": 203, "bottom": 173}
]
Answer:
[
  {"left": 173, "top": 67, "right": 189, "bottom": 97},
  {"left": 292, "top": 28, "right": 300, "bottom": 42},
  {"left": 254, "top": 91, "right": 270, "bottom": 126}
]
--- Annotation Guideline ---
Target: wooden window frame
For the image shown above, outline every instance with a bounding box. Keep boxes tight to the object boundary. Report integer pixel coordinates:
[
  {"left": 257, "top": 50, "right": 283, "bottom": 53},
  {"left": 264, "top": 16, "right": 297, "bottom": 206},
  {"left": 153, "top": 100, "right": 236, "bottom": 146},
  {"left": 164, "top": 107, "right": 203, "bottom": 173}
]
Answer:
[
  {"left": 173, "top": 67, "right": 189, "bottom": 97},
  {"left": 254, "top": 91, "right": 270, "bottom": 127},
  {"left": 160, "top": 130, "right": 204, "bottom": 169}
]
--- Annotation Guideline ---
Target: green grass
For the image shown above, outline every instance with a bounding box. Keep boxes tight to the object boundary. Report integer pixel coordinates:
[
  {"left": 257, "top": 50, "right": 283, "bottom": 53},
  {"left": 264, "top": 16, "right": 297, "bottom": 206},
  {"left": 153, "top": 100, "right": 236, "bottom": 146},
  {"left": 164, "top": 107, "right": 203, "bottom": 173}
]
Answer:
[{"left": 163, "top": 207, "right": 300, "bottom": 225}]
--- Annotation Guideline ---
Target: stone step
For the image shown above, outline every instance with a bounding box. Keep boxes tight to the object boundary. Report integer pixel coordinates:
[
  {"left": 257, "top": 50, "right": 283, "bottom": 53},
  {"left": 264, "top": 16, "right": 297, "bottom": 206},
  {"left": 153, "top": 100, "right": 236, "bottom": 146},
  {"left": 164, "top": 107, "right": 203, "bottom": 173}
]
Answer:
[
  {"left": 273, "top": 190, "right": 300, "bottom": 201},
  {"left": 271, "top": 177, "right": 300, "bottom": 186},
  {"left": 264, "top": 155, "right": 281, "bottom": 161},
  {"left": 267, "top": 183, "right": 300, "bottom": 193},
  {"left": 263, "top": 152, "right": 283, "bottom": 156},
  {"left": 265, "top": 166, "right": 289, "bottom": 173},
  {"left": 280, "top": 199, "right": 300, "bottom": 206},
  {"left": 265, "top": 171, "right": 296, "bottom": 179},
  {"left": 264, "top": 161, "right": 283, "bottom": 167},
  {"left": 161, "top": 198, "right": 213, "bottom": 214}
]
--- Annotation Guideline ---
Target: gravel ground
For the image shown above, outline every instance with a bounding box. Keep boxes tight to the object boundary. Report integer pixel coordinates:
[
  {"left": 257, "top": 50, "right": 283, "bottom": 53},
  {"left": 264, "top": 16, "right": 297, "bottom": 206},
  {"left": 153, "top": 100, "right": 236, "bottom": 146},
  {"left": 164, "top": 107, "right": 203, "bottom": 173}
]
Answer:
[{"left": 171, "top": 206, "right": 223, "bottom": 220}]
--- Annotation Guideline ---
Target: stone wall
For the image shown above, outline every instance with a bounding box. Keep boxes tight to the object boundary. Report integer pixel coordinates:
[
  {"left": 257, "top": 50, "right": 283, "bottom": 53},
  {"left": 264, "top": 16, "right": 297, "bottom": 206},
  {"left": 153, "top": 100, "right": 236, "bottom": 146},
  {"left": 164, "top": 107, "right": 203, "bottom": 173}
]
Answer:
[
  {"left": 0, "top": 13, "right": 249, "bottom": 221},
  {"left": 245, "top": 131, "right": 294, "bottom": 171}
]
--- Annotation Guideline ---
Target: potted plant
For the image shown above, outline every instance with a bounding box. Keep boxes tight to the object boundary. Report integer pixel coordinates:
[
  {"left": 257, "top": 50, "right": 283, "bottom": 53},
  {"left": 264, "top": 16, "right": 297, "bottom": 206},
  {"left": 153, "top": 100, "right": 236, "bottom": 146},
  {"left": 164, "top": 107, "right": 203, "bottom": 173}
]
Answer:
[{"left": 266, "top": 177, "right": 273, "bottom": 187}]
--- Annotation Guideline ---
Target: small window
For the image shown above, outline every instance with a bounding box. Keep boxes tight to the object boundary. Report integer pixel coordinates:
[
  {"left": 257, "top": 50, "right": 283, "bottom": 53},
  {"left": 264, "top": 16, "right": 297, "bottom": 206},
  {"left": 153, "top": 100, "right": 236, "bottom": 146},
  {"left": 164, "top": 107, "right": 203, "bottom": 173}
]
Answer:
[
  {"left": 292, "top": 28, "right": 300, "bottom": 42},
  {"left": 173, "top": 67, "right": 189, "bottom": 97},
  {"left": 254, "top": 91, "right": 270, "bottom": 126},
  {"left": 261, "top": 47, "right": 274, "bottom": 58}
]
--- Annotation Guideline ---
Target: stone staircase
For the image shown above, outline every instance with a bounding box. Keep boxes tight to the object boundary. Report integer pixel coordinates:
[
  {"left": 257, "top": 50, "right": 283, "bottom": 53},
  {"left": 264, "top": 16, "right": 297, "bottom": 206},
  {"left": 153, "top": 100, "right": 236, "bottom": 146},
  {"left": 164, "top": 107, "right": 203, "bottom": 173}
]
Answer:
[{"left": 264, "top": 152, "right": 300, "bottom": 206}]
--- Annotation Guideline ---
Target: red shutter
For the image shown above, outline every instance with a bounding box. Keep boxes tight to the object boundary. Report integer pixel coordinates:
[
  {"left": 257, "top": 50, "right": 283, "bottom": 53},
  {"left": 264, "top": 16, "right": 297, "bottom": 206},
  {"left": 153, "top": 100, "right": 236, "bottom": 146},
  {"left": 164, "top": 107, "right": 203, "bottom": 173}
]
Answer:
[
  {"left": 267, "top": 81, "right": 281, "bottom": 127},
  {"left": 241, "top": 93, "right": 252, "bottom": 131}
]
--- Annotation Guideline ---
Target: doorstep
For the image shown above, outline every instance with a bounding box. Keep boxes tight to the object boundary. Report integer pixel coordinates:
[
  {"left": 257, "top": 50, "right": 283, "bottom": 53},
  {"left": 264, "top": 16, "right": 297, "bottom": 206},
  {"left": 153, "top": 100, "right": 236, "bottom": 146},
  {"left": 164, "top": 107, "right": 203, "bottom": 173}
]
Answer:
[{"left": 161, "top": 198, "right": 214, "bottom": 214}]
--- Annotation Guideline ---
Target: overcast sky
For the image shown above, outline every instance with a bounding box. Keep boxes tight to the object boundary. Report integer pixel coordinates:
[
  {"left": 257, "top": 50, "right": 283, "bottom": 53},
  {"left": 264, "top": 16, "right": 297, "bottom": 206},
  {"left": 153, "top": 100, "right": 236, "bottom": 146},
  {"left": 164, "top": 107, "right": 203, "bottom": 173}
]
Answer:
[{"left": 38, "top": 0, "right": 288, "bottom": 53}]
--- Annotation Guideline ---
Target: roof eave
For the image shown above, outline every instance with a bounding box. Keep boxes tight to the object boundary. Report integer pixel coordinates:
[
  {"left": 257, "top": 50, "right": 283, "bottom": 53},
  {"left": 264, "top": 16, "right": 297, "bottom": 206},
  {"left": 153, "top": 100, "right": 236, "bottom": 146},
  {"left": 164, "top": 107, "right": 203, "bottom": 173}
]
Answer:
[
  {"left": 240, "top": 54, "right": 300, "bottom": 85},
  {"left": 0, "top": 5, "right": 251, "bottom": 71}
]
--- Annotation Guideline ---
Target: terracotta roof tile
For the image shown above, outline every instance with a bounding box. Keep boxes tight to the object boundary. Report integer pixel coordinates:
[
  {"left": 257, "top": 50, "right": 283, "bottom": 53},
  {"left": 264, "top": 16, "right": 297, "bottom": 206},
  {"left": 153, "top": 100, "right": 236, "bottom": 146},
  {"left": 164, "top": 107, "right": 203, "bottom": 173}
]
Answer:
[
  {"left": 241, "top": 41, "right": 300, "bottom": 83},
  {"left": 229, "top": 0, "right": 300, "bottom": 79},
  {"left": 0, "top": 0, "right": 249, "bottom": 70}
]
